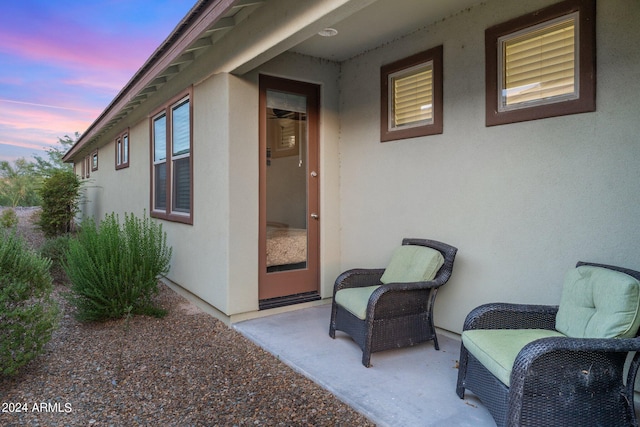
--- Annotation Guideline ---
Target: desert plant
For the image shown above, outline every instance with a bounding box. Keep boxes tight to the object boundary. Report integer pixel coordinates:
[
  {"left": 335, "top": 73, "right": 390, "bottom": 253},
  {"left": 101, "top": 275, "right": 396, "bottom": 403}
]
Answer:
[
  {"left": 40, "top": 235, "right": 72, "bottom": 284},
  {"left": 38, "top": 170, "right": 80, "bottom": 238},
  {"left": 0, "top": 159, "right": 41, "bottom": 207},
  {"left": 0, "top": 230, "right": 59, "bottom": 376},
  {"left": 64, "top": 212, "right": 172, "bottom": 321},
  {"left": 0, "top": 208, "right": 18, "bottom": 229}
]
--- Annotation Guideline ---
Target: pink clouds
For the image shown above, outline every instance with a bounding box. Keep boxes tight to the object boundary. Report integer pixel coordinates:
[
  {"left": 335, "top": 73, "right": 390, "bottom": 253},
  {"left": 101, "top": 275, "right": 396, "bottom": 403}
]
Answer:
[
  {"left": 0, "top": 0, "right": 197, "bottom": 163},
  {"left": 0, "top": 27, "right": 158, "bottom": 83},
  {"left": 0, "top": 99, "right": 96, "bottom": 161}
]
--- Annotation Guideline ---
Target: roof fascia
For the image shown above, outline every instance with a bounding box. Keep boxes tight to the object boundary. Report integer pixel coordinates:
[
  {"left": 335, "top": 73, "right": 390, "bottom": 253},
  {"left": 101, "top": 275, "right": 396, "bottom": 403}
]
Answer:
[{"left": 63, "top": 0, "right": 237, "bottom": 162}]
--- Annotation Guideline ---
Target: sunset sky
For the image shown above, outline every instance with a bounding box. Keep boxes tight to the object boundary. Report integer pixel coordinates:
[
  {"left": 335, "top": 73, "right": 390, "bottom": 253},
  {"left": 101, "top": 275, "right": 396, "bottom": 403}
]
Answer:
[{"left": 0, "top": 0, "right": 197, "bottom": 163}]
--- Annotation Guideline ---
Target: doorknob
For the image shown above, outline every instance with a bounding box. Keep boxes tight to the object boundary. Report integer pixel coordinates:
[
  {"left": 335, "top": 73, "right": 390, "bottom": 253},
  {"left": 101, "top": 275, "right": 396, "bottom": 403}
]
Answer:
[{"left": 310, "top": 213, "right": 319, "bottom": 219}]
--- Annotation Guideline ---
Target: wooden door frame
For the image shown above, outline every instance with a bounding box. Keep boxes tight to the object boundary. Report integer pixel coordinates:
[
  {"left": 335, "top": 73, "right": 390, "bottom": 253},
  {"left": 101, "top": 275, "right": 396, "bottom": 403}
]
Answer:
[{"left": 258, "top": 75, "right": 320, "bottom": 303}]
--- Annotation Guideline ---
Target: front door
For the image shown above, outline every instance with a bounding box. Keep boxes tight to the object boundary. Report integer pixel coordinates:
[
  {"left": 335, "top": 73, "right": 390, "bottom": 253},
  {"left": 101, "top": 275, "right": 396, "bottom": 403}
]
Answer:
[{"left": 258, "top": 75, "right": 320, "bottom": 307}]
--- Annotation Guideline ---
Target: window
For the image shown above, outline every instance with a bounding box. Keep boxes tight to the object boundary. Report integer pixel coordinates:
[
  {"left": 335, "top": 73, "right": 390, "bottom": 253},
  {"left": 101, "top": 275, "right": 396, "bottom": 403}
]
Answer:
[
  {"left": 151, "top": 89, "right": 192, "bottom": 224},
  {"left": 82, "top": 155, "right": 90, "bottom": 179},
  {"left": 91, "top": 150, "right": 98, "bottom": 171},
  {"left": 485, "top": 0, "right": 595, "bottom": 126},
  {"left": 381, "top": 45, "right": 443, "bottom": 141},
  {"left": 115, "top": 130, "right": 129, "bottom": 170}
]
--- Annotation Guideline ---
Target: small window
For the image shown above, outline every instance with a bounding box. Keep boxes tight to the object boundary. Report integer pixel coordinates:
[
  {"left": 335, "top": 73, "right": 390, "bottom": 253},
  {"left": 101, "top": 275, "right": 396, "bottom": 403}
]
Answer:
[
  {"left": 91, "top": 150, "right": 98, "bottom": 171},
  {"left": 115, "top": 130, "right": 130, "bottom": 170},
  {"left": 485, "top": 0, "right": 595, "bottom": 126},
  {"left": 83, "top": 155, "right": 91, "bottom": 179},
  {"left": 381, "top": 45, "right": 443, "bottom": 142},
  {"left": 150, "top": 89, "right": 192, "bottom": 224}
]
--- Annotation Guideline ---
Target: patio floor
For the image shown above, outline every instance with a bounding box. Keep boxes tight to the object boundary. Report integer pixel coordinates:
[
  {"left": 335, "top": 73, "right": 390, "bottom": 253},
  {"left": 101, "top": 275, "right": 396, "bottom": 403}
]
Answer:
[{"left": 234, "top": 303, "right": 495, "bottom": 426}]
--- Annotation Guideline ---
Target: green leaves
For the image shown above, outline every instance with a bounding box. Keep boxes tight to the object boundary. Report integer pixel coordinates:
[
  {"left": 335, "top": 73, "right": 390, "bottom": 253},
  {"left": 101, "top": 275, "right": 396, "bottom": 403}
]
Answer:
[
  {"left": 0, "top": 231, "right": 58, "bottom": 376},
  {"left": 64, "top": 212, "right": 172, "bottom": 322},
  {"left": 37, "top": 170, "right": 80, "bottom": 238}
]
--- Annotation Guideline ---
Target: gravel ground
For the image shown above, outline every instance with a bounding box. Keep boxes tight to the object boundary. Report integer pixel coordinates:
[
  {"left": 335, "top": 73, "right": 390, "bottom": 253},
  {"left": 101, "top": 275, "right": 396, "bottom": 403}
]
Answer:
[{"left": 0, "top": 208, "right": 374, "bottom": 426}]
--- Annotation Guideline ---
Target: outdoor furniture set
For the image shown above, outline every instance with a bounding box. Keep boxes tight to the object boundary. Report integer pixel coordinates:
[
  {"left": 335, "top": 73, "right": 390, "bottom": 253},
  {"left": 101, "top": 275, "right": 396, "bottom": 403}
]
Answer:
[{"left": 329, "top": 238, "right": 640, "bottom": 426}]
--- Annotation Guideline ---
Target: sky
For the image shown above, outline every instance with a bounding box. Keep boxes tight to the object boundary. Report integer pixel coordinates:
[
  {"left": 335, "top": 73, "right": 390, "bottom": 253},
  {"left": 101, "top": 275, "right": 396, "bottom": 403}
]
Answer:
[{"left": 0, "top": 0, "right": 198, "bottom": 164}]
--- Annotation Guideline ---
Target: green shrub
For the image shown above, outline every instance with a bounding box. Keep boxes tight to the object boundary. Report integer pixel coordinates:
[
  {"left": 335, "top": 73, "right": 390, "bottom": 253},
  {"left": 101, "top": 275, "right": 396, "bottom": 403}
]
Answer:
[
  {"left": 38, "top": 170, "right": 80, "bottom": 238},
  {"left": 0, "top": 208, "right": 18, "bottom": 229},
  {"left": 64, "top": 212, "right": 172, "bottom": 322},
  {"left": 0, "top": 231, "right": 59, "bottom": 376},
  {"left": 40, "top": 235, "right": 72, "bottom": 284}
]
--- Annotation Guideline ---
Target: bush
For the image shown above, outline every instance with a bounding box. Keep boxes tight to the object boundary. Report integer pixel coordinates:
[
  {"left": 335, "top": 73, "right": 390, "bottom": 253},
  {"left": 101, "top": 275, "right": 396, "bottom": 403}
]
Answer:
[
  {"left": 64, "top": 212, "right": 172, "bottom": 322},
  {"left": 40, "top": 235, "right": 72, "bottom": 284},
  {"left": 0, "top": 231, "right": 59, "bottom": 376},
  {"left": 38, "top": 170, "right": 80, "bottom": 238},
  {"left": 0, "top": 208, "right": 18, "bottom": 229}
]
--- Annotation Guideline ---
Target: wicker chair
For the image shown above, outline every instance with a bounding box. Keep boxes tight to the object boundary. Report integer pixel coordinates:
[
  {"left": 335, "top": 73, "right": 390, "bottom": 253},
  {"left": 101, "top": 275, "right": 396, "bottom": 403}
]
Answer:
[
  {"left": 329, "top": 238, "right": 457, "bottom": 367},
  {"left": 456, "top": 261, "right": 640, "bottom": 427}
]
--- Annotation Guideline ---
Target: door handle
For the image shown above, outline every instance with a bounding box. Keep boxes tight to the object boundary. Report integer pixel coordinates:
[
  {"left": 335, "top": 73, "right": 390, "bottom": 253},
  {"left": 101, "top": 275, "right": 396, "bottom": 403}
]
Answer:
[{"left": 310, "top": 213, "right": 319, "bottom": 219}]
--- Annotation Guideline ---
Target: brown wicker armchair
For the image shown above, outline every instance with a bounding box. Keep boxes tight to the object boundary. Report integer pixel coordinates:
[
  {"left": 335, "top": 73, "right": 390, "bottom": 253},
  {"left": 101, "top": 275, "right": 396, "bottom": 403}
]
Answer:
[
  {"left": 329, "top": 238, "right": 457, "bottom": 367},
  {"left": 456, "top": 262, "right": 640, "bottom": 427}
]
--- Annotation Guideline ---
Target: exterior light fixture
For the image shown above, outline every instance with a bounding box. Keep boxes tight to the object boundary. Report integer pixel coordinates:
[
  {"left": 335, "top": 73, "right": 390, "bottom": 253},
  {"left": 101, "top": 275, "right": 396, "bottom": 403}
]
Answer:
[{"left": 318, "top": 28, "right": 338, "bottom": 37}]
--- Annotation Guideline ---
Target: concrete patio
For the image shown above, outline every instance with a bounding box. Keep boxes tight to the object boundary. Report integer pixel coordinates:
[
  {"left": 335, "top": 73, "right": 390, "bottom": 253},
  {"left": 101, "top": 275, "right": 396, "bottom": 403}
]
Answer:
[{"left": 234, "top": 303, "right": 495, "bottom": 426}]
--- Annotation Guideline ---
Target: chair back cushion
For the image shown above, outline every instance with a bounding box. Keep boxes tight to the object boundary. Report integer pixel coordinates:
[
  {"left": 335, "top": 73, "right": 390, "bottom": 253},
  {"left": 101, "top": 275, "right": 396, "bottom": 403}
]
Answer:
[
  {"left": 555, "top": 266, "right": 640, "bottom": 338},
  {"left": 380, "top": 245, "right": 444, "bottom": 284}
]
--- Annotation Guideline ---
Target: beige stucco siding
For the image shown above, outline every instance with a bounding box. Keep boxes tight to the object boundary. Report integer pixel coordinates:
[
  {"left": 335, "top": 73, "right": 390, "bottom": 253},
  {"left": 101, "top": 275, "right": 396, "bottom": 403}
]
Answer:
[
  {"left": 75, "top": 53, "right": 342, "bottom": 318},
  {"left": 338, "top": 0, "right": 640, "bottom": 334},
  {"left": 72, "top": 0, "right": 640, "bottom": 327}
]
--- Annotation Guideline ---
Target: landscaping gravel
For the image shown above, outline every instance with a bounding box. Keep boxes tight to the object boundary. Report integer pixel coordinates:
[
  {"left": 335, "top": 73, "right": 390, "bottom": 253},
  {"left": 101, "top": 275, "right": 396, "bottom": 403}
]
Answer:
[{"left": 0, "top": 208, "right": 374, "bottom": 426}]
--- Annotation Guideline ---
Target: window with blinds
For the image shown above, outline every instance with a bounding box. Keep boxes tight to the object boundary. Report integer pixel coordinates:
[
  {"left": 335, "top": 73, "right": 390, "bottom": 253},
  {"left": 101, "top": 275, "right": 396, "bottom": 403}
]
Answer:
[
  {"left": 499, "top": 14, "right": 577, "bottom": 110},
  {"left": 485, "top": 0, "right": 595, "bottom": 126},
  {"left": 390, "top": 62, "right": 434, "bottom": 128},
  {"left": 380, "top": 45, "right": 443, "bottom": 142},
  {"left": 171, "top": 99, "right": 190, "bottom": 213},
  {"left": 150, "top": 90, "right": 193, "bottom": 224},
  {"left": 153, "top": 114, "right": 167, "bottom": 211},
  {"left": 115, "top": 130, "right": 129, "bottom": 170}
]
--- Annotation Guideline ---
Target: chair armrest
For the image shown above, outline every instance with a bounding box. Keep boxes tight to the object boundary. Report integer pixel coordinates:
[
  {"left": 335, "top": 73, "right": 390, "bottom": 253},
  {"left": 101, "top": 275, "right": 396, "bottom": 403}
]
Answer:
[
  {"left": 463, "top": 303, "right": 558, "bottom": 331},
  {"left": 509, "top": 336, "right": 640, "bottom": 424},
  {"left": 366, "top": 281, "right": 436, "bottom": 319},
  {"left": 333, "top": 268, "right": 385, "bottom": 294}
]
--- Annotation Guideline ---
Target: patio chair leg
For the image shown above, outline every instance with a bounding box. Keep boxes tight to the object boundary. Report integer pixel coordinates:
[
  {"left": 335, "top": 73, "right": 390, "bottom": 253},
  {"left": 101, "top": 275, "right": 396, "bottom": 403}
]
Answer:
[
  {"left": 362, "top": 350, "right": 372, "bottom": 368},
  {"left": 456, "top": 344, "right": 468, "bottom": 399}
]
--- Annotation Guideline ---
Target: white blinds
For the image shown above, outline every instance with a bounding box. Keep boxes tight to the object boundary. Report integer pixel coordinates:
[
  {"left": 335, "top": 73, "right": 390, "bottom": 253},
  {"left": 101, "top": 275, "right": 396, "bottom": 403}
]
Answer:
[
  {"left": 172, "top": 157, "right": 190, "bottom": 212},
  {"left": 153, "top": 114, "right": 167, "bottom": 162},
  {"left": 502, "top": 14, "right": 577, "bottom": 107},
  {"left": 122, "top": 134, "right": 128, "bottom": 164},
  {"left": 172, "top": 100, "right": 190, "bottom": 157},
  {"left": 267, "top": 90, "right": 306, "bottom": 113},
  {"left": 391, "top": 62, "right": 433, "bottom": 128}
]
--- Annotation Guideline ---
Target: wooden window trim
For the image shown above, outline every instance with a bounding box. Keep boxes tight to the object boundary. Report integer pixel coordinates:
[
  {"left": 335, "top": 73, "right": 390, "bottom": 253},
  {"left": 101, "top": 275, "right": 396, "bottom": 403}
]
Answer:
[
  {"left": 149, "top": 88, "right": 193, "bottom": 225},
  {"left": 485, "top": 0, "right": 596, "bottom": 126},
  {"left": 115, "top": 129, "right": 130, "bottom": 170},
  {"left": 380, "top": 45, "right": 443, "bottom": 142}
]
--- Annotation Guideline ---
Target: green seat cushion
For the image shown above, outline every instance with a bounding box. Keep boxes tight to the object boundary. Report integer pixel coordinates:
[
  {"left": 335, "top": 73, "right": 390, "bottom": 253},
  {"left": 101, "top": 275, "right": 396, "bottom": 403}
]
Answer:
[
  {"left": 555, "top": 266, "right": 640, "bottom": 338},
  {"left": 335, "top": 285, "right": 381, "bottom": 320},
  {"left": 380, "top": 245, "right": 444, "bottom": 284},
  {"left": 462, "top": 329, "right": 565, "bottom": 386}
]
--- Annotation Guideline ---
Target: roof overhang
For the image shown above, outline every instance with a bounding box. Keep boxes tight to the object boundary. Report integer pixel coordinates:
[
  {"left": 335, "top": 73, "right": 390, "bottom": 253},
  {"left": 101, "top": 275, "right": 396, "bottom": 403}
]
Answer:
[
  {"left": 63, "top": 0, "right": 262, "bottom": 162},
  {"left": 63, "top": 0, "right": 483, "bottom": 162}
]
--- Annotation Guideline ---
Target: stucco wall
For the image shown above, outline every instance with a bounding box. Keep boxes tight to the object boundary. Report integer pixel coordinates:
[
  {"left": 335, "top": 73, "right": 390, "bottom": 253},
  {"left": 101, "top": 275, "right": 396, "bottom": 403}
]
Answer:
[
  {"left": 74, "top": 51, "right": 341, "bottom": 318},
  {"left": 338, "top": 0, "right": 640, "bottom": 334}
]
